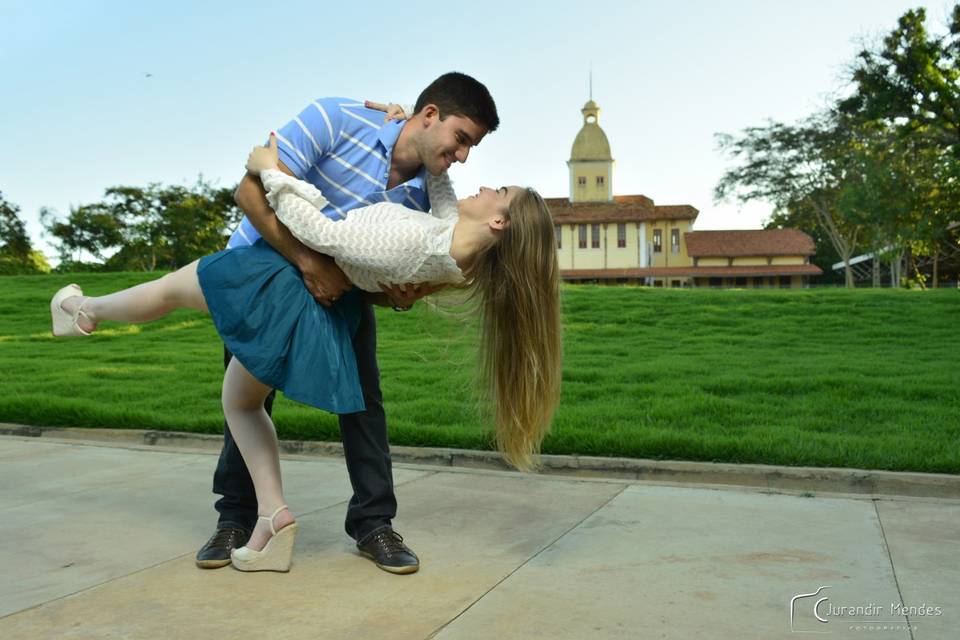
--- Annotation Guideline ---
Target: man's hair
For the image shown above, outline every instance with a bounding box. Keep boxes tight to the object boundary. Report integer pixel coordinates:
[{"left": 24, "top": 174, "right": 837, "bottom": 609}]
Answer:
[{"left": 414, "top": 72, "right": 499, "bottom": 133}]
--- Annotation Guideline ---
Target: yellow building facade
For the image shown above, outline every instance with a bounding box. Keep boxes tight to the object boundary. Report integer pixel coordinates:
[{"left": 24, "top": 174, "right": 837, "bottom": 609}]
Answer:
[{"left": 551, "top": 99, "right": 822, "bottom": 288}]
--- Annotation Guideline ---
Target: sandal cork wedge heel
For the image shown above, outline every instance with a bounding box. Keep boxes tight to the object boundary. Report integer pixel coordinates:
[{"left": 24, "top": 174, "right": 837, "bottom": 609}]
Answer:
[{"left": 230, "top": 505, "right": 298, "bottom": 572}]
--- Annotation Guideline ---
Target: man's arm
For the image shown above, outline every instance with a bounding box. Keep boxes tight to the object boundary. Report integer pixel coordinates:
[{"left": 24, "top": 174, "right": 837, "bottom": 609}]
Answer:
[{"left": 233, "top": 159, "right": 351, "bottom": 306}]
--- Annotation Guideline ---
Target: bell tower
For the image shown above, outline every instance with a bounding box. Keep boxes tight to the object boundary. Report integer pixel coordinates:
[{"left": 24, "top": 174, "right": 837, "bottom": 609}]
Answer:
[{"left": 567, "top": 97, "right": 614, "bottom": 202}]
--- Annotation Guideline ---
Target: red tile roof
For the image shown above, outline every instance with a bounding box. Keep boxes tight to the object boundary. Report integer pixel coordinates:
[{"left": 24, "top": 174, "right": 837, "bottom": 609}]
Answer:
[
  {"left": 544, "top": 195, "right": 698, "bottom": 224},
  {"left": 561, "top": 264, "right": 823, "bottom": 279},
  {"left": 685, "top": 229, "right": 816, "bottom": 257}
]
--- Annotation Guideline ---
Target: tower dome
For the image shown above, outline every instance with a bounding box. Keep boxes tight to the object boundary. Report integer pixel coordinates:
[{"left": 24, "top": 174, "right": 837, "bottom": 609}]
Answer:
[{"left": 570, "top": 99, "right": 612, "bottom": 161}]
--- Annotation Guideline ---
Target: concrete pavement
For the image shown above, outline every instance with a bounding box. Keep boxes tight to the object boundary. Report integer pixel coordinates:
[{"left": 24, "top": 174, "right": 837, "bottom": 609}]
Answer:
[{"left": 1, "top": 435, "right": 957, "bottom": 639}]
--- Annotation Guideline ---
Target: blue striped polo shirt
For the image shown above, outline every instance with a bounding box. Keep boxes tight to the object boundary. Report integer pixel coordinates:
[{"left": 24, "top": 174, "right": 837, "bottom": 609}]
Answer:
[{"left": 227, "top": 97, "right": 430, "bottom": 249}]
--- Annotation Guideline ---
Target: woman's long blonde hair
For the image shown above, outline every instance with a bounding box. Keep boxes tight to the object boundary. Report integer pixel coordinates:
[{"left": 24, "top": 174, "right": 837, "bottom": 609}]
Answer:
[{"left": 461, "top": 188, "right": 562, "bottom": 472}]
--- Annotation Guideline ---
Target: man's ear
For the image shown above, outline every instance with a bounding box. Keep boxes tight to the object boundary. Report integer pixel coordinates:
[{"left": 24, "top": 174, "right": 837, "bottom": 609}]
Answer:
[{"left": 420, "top": 104, "right": 439, "bottom": 126}]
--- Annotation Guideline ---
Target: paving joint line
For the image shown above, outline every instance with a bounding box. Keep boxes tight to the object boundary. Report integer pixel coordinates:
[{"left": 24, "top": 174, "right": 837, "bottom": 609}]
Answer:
[
  {"left": 424, "top": 482, "right": 630, "bottom": 639},
  {"left": 872, "top": 499, "right": 915, "bottom": 640}
]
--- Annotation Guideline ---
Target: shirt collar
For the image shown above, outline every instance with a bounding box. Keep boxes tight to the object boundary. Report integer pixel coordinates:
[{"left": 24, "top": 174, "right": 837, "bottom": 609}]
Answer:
[
  {"left": 407, "top": 165, "right": 427, "bottom": 191},
  {"left": 378, "top": 119, "right": 404, "bottom": 154},
  {"left": 379, "top": 119, "right": 427, "bottom": 191}
]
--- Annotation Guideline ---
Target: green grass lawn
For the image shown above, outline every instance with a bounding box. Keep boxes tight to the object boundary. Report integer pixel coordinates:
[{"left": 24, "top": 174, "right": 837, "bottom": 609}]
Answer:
[{"left": 2, "top": 272, "right": 958, "bottom": 473}]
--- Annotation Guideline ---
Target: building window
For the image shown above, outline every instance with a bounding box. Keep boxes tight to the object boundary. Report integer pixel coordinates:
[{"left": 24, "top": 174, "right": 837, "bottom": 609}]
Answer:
[
  {"left": 671, "top": 229, "right": 680, "bottom": 254},
  {"left": 591, "top": 224, "right": 600, "bottom": 249},
  {"left": 578, "top": 224, "right": 587, "bottom": 249},
  {"left": 753, "top": 277, "right": 764, "bottom": 289},
  {"left": 617, "top": 223, "right": 626, "bottom": 248},
  {"left": 671, "top": 280, "right": 682, "bottom": 288},
  {"left": 779, "top": 276, "right": 791, "bottom": 289},
  {"left": 596, "top": 176, "right": 605, "bottom": 186},
  {"left": 653, "top": 229, "right": 662, "bottom": 253},
  {"left": 709, "top": 277, "right": 722, "bottom": 288},
  {"left": 735, "top": 277, "right": 747, "bottom": 287},
  {"left": 577, "top": 176, "right": 586, "bottom": 186},
  {"left": 555, "top": 224, "right": 562, "bottom": 249},
  {"left": 653, "top": 279, "right": 663, "bottom": 288}
]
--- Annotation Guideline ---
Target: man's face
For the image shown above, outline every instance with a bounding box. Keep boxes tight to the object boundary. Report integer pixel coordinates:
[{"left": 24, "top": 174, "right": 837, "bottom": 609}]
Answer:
[{"left": 419, "top": 109, "right": 488, "bottom": 175}]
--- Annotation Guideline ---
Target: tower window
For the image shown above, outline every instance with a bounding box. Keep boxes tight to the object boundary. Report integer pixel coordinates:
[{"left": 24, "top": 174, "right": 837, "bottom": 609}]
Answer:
[
  {"left": 577, "top": 176, "right": 586, "bottom": 186},
  {"left": 591, "top": 224, "right": 600, "bottom": 249},
  {"left": 555, "top": 224, "right": 562, "bottom": 249},
  {"left": 671, "top": 229, "right": 680, "bottom": 254},
  {"left": 617, "top": 223, "right": 626, "bottom": 248},
  {"left": 653, "top": 229, "right": 662, "bottom": 253},
  {"left": 579, "top": 224, "right": 587, "bottom": 249},
  {"left": 596, "top": 176, "right": 605, "bottom": 187}
]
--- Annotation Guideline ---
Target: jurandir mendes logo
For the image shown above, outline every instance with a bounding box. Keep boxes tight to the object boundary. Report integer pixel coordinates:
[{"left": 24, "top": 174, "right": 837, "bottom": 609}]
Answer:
[{"left": 790, "top": 586, "right": 943, "bottom": 633}]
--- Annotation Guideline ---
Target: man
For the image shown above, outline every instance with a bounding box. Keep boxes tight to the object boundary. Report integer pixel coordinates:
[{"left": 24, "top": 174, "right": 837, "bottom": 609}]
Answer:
[{"left": 195, "top": 72, "right": 499, "bottom": 574}]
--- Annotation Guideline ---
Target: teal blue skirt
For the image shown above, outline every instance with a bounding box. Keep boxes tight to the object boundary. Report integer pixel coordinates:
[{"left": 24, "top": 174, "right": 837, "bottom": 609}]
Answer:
[{"left": 197, "top": 240, "right": 365, "bottom": 414}]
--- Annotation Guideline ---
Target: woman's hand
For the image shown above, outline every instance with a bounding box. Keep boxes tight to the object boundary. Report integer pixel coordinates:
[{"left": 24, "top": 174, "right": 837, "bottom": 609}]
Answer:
[
  {"left": 377, "top": 281, "right": 446, "bottom": 310},
  {"left": 365, "top": 100, "right": 408, "bottom": 122},
  {"left": 246, "top": 132, "right": 279, "bottom": 176}
]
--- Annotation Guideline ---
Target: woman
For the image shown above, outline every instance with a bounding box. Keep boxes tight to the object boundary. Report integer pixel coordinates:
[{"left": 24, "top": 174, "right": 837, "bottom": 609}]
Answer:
[{"left": 50, "top": 135, "right": 562, "bottom": 572}]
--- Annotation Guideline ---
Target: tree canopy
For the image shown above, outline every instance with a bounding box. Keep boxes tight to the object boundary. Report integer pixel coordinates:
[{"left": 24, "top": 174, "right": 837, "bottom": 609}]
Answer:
[
  {"left": 716, "top": 5, "right": 960, "bottom": 287},
  {"left": 0, "top": 191, "right": 49, "bottom": 275},
  {"left": 41, "top": 177, "right": 241, "bottom": 272}
]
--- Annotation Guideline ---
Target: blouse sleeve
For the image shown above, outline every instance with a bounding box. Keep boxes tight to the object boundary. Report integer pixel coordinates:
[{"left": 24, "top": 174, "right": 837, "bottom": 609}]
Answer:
[
  {"left": 425, "top": 171, "right": 460, "bottom": 221},
  {"left": 259, "top": 169, "right": 428, "bottom": 281}
]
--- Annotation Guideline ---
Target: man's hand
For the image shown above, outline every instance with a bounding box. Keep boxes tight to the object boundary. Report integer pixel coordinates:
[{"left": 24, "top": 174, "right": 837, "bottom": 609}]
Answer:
[
  {"left": 299, "top": 250, "right": 353, "bottom": 307},
  {"left": 377, "top": 282, "right": 446, "bottom": 309}
]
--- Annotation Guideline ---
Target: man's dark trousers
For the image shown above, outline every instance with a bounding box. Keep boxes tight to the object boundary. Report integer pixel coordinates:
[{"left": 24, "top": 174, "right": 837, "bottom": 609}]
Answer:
[{"left": 212, "top": 301, "right": 396, "bottom": 541}]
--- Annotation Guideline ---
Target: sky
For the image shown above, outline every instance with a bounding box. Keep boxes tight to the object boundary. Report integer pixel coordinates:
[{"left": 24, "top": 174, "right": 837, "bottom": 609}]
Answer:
[{"left": 1, "top": 0, "right": 954, "bottom": 263}]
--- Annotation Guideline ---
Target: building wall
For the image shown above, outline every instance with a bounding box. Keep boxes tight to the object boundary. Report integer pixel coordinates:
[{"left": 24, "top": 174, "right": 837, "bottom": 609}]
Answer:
[
  {"left": 647, "top": 220, "right": 693, "bottom": 268},
  {"left": 563, "top": 223, "right": 604, "bottom": 269},
  {"left": 568, "top": 160, "right": 613, "bottom": 202},
  {"left": 694, "top": 255, "right": 809, "bottom": 268},
  {"left": 772, "top": 255, "right": 805, "bottom": 265},
  {"left": 558, "top": 220, "right": 692, "bottom": 270},
  {"left": 696, "top": 257, "right": 728, "bottom": 267},
  {"left": 606, "top": 222, "right": 639, "bottom": 268},
  {"left": 558, "top": 224, "right": 574, "bottom": 270},
  {"left": 732, "top": 256, "right": 767, "bottom": 266}
]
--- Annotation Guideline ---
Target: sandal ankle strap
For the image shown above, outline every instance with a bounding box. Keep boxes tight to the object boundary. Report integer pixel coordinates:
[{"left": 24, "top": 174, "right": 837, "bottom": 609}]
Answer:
[
  {"left": 73, "top": 299, "right": 92, "bottom": 336},
  {"left": 257, "top": 505, "right": 289, "bottom": 536}
]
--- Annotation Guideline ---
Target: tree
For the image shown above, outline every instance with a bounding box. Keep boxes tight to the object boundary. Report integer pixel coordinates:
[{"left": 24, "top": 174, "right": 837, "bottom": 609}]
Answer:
[
  {"left": 765, "top": 202, "right": 845, "bottom": 285},
  {"left": 841, "top": 6, "right": 960, "bottom": 156},
  {"left": 104, "top": 178, "right": 241, "bottom": 271},
  {"left": 841, "top": 6, "right": 960, "bottom": 286},
  {"left": 40, "top": 203, "right": 125, "bottom": 266},
  {"left": 715, "top": 112, "right": 869, "bottom": 287},
  {"left": 40, "top": 177, "right": 242, "bottom": 272},
  {"left": 0, "top": 192, "right": 31, "bottom": 261},
  {"left": 0, "top": 191, "right": 48, "bottom": 274}
]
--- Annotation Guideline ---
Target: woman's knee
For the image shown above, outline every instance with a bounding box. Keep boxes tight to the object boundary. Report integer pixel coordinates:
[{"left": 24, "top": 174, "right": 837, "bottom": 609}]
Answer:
[
  {"left": 222, "top": 364, "right": 271, "bottom": 414},
  {"left": 222, "top": 384, "right": 264, "bottom": 415}
]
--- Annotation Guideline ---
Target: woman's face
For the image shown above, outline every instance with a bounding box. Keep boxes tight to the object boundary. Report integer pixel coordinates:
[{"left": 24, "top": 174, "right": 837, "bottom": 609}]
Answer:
[{"left": 459, "top": 186, "right": 520, "bottom": 228}]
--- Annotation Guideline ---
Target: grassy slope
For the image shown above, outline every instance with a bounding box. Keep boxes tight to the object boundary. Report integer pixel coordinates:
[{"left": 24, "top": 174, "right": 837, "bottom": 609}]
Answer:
[{"left": 3, "top": 273, "right": 958, "bottom": 472}]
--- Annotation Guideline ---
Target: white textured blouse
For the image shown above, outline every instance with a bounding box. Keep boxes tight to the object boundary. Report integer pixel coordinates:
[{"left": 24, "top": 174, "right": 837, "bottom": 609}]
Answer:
[{"left": 260, "top": 168, "right": 465, "bottom": 292}]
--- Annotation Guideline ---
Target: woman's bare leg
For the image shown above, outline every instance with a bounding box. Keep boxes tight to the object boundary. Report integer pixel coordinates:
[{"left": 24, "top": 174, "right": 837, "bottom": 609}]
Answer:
[
  {"left": 59, "top": 260, "right": 208, "bottom": 333},
  {"left": 221, "top": 357, "right": 295, "bottom": 551}
]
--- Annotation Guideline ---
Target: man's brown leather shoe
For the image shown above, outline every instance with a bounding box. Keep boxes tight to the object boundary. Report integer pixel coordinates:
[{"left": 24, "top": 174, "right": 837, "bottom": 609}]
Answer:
[
  {"left": 196, "top": 526, "right": 250, "bottom": 569},
  {"left": 357, "top": 526, "right": 419, "bottom": 574}
]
